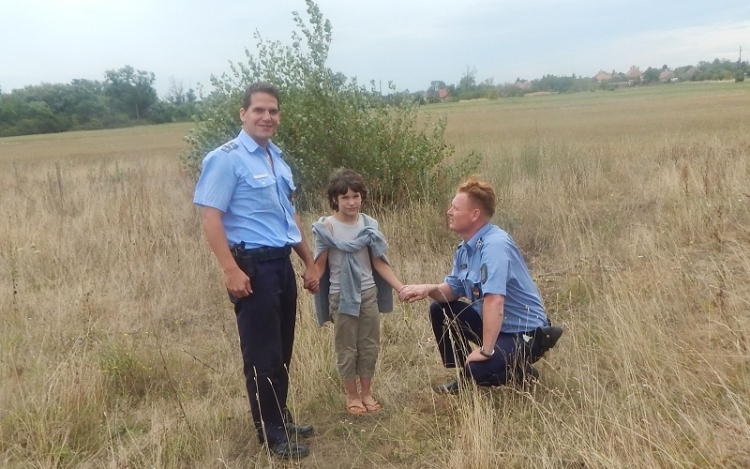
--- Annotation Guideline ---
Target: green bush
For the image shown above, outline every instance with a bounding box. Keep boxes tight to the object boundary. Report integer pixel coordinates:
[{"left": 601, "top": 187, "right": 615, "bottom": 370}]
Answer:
[{"left": 181, "top": 0, "right": 479, "bottom": 210}]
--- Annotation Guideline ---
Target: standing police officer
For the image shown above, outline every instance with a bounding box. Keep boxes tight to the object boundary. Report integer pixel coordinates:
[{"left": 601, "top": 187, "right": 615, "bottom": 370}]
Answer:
[
  {"left": 400, "top": 178, "right": 562, "bottom": 393},
  {"left": 194, "top": 82, "right": 318, "bottom": 459}
]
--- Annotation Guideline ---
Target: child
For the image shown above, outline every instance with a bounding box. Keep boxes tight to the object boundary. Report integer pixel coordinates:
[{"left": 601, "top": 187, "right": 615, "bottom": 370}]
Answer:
[{"left": 312, "top": 169, "right": 406, "bottom": 415}]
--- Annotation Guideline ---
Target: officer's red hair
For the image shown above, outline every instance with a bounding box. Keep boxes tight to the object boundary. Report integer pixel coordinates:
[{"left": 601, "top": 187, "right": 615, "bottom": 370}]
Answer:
[{"left": 457, "top": 178, "right": 496, "bottom": 218}]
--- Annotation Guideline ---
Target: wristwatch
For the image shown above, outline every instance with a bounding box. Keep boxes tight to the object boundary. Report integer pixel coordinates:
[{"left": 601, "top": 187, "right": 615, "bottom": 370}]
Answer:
[{"left": 479, "top": 347, "right": 495, "bottom": 358}]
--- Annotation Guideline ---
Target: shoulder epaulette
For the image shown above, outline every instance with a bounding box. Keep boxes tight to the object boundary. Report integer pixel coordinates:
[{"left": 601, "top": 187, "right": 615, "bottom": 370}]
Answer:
[{"left": 221, "top": 142, "right": 239, "bottom": 152}]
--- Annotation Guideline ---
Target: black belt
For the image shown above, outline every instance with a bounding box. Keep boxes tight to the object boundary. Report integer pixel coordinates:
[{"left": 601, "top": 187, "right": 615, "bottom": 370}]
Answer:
[{"left": 231, "top": 243, "right": 292, "bottom": 262}]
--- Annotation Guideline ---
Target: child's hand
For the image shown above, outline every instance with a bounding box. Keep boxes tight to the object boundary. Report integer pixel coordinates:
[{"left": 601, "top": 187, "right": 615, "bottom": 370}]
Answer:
[
  {"left": 400, "top": 284, "right": 429, "bottom": 302},
  {"left": 397, "top": 286, "right": 410, "bottom": 302},
  {"left": 301, "top": 266, "right": 320, "bottom": 294},
  {"left": 398, "top": 285, "right": 420, "bottom": 302}
]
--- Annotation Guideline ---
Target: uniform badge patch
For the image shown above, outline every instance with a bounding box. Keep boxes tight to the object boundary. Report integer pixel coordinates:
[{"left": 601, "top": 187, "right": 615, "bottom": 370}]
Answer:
[
  {"left": 460, "top": 263, "right": 468, "bottom": 270},
  {"left": 480, "top": 263, "right": 488, "bottom": 283},
  {"left": 221, "top": 142, "right": 238, "bottom": 152},
  {"left": 472, "top": 283, "right": 483, "bottom": 300}
]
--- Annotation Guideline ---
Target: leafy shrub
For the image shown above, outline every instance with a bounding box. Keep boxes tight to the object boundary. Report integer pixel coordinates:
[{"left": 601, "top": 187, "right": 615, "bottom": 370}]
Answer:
[{"left": 181, "top": 0, "right": 479, "bottom": 210}]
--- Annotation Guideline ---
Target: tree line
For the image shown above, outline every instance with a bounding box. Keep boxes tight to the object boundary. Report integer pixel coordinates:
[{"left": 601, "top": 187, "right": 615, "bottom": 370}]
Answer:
[
  {"left": 1, "top": 54, "right": 747, "bottom": 138},
  {"left": 0, "top": 66, "right": 199, "bottom": 137},
  {"left": 422, "top": 57, "right": 749, "bottom": 103}
]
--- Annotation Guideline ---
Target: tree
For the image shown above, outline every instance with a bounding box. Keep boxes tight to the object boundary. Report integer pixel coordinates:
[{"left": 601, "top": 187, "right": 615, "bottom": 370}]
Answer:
[
  {"left": 166, "top": 78, "right": 186, "bottom": 105},
  {"left": 66, "top": 79, "right": 110, "bottom": 127},
  {"left": 429, "top": 80, "right": 446, "bottom": 91},
  {"left": 160, "top": 78, "right": 199, "bottom": 121},
  {"left": 104, "top": 66, "right": 158, "bottom": 119},
  {"left": 457, "top": 66, "right": 477, "bottom": 95},
  {"left": 182, "top": 0, "right": 479, "bottom": 210},
  {"left": 643, "top": 67, "right": 660, "bottom": 84}
]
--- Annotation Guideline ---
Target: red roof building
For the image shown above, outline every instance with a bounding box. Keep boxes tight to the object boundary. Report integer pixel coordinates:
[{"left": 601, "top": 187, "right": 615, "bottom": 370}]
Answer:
[
  {"left": 659, "top": 70, "right": 677, "bottom": 82},
  {"left": 594, "top": 70, "right": 612, "bottom": 82}
]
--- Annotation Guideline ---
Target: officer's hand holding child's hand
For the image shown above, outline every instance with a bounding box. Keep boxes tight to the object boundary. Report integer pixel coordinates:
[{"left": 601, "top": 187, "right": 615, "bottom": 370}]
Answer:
[
  {"left": 301, "top": 267, "right": 320, "bottom": 294},
  {"left": 399, "top": 284, "right": 426, "bottom": 302},
  {"left": 397, "top": 285, "right": 410, "bottom": 302}
]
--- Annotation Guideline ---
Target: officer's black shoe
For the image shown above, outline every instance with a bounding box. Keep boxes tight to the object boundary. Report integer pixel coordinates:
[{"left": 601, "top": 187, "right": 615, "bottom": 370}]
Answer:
[
  {"left": 433, "top": 380, "right": 461, "bottom": 395},
  {"left": 268, "top": 441, "right": 310, "bottom": 460},
  {"left": 539, "top": 325, "right": 564, "bottom": 350},
  {"left": 285, "top": 422, "right": 314, "bottom": 438}
]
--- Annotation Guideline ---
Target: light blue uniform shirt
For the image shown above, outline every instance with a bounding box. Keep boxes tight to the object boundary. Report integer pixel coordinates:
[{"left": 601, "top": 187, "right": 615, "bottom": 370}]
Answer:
[
  {"left": 445, "top": 223, "right": 548, "bottom": 333},
  {"left": 193, "top": 130, "right": 301, "bottom": 248}
]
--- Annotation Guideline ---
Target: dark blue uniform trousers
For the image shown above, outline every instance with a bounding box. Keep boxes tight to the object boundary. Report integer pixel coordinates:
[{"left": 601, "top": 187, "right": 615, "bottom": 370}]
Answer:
[
  {"left": 233, "top": 256, "right": 297, "bottom": 446},
  {"left": 429, "top": 301, "right": 536, "bottom": 386}
]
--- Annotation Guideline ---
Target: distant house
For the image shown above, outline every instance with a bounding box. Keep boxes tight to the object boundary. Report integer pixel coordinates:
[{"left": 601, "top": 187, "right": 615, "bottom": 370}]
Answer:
[
  {"left": 594, "top": 70, "right": 612, "bottom": 82},
  {"left": 683, "top": 66, "right": 699, "bottom": 80},
  {"left": 626, "top": 66, "right": 642, "bottom": 85},
  {"left": 438, "top": 88, "right": 448, "bottom": 100},
  {"left": 659, "top": 70, "right": 677, "bottom": 82},
  {"left": 514, "top": 80, "right": 532, "bottom": 90}
]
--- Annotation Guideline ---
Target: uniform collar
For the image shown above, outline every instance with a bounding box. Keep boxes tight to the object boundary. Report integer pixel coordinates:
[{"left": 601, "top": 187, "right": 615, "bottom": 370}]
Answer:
[
  {"left": 462, "top": 223, "right": 493, "bottom": 253},
  {"left": 237, "top": 129, "right": 282, "bottom": 157}
]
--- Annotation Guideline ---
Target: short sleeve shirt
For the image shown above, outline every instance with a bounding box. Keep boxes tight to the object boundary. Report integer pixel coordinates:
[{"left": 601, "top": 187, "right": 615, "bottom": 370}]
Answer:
[
  {"left": 445, "top": 223, "right": 548, "bottom": 333},
  {"left": 193, "top": 129, "right": 301, "bottom": 248}
]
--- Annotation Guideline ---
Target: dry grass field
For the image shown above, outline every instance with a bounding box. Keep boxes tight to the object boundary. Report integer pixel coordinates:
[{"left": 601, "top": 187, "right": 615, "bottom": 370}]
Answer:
[{"left": 1, "top": 82, "right": 749, "bottom": 468}]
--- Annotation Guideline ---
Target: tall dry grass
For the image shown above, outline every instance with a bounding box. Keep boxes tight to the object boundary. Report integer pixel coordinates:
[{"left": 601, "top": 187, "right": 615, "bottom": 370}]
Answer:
[{"left": 1, "top": 83, "right": 749, "bottom": 468}]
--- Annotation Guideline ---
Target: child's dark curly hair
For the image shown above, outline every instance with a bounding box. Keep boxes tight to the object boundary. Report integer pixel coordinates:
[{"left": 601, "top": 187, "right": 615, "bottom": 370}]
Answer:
[{"left": 326, "top": 168, "right": 368, "bottom": 211}]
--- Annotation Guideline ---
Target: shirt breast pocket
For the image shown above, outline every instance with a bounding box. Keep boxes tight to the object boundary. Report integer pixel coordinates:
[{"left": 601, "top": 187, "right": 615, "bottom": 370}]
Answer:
[
  {"left": 277, "top": 171, "right": 295, "bottom": 201},
  {"left": 242, "top": 174, "right": 277, "bottom": 210}
]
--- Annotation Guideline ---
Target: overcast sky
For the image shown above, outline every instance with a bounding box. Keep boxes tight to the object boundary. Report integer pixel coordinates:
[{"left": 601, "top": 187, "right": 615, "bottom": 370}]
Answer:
[{"left": 1, "top": 0, "right": 748, "bottom": 97}]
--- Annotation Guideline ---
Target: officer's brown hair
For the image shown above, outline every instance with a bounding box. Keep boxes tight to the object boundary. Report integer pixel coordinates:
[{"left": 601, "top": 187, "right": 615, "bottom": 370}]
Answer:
[
  {"left": 326, "top": 168, "right": 368, "bottom": 211},
  {"left": 242, "top": 82, "right": 281, "bottom": 110},
  {"left": 457, "top": 178, "right": 496, "bottom": 218}
]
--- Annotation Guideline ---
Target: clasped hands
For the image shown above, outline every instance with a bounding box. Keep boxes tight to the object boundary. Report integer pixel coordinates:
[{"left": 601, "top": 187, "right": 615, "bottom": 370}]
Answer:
[
  {"left": 300, "top": 264, "right": 320, "bottom": 294},
  {"left": 397, "top": 284, "right": 429, "bottom": 303}
]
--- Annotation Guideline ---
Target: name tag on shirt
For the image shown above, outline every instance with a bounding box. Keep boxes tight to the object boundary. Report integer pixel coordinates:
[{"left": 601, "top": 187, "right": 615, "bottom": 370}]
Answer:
[{"left": 254, "top": 173, "right": 269, "bottom": 179}]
